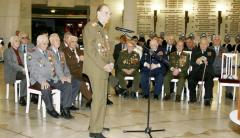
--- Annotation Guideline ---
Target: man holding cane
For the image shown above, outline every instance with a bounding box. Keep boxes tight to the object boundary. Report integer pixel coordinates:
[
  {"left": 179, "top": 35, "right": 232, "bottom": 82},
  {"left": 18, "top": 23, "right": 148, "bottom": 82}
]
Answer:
[
  {"left": 188, "top": 38, "right": 216, "bottom": 106},
  {"left": 83, "top": 4, "right": 114, "bottom": 138}
]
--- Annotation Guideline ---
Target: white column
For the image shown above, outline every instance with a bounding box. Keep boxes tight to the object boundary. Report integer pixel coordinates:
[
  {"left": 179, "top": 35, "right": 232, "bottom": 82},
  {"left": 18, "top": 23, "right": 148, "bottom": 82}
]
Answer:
[{"left": 123, "top": 0, "right": 137, "bottom": 34}]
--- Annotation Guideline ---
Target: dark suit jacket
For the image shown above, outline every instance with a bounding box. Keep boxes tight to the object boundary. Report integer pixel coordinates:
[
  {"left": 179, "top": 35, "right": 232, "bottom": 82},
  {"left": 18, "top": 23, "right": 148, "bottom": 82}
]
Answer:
[
  {"left": 113, "top": 42, "right": 124, "bottom": 69},
  {"left": 3, "top": 47, "right": 24, "bottom": 83},
  {"left": 63, "top": 47, "right": 84, "bottom": 79},
  {"left": 162, "top": 44, "right": 176, "bottom": 56},
  {"left": 190, "top": 47, "right": 216, "bottom": 77}
]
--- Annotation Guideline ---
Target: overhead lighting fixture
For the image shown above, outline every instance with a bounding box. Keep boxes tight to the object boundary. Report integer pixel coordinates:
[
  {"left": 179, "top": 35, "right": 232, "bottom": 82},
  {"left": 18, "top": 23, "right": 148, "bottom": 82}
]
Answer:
[{"left": 50, "top": 9, "right": 56, "bottom": 13}]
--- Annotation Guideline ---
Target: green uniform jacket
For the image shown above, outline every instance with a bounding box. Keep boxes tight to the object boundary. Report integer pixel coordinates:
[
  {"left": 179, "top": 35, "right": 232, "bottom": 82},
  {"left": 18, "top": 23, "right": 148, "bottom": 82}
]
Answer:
[
  {"left": 82, "top": 21, "right": 114, "bottom": 79},
  {"left": 169, "top": 51, "right": 190, "bottom": 76},
  {"left": 117, "top": 50, "right": 140, "bottom": 74}
]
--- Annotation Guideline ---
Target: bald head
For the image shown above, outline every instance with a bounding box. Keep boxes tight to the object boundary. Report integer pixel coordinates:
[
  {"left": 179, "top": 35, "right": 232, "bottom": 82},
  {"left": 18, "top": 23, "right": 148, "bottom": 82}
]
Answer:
[{"left": 199, "top": 38, "right": 209, "bottom": 51}]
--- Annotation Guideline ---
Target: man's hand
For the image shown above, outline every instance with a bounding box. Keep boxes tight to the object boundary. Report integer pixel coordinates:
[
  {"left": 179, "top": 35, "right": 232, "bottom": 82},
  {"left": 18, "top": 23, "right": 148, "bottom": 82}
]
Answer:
[
  {"left": 201, "top": 56, "right": 208, "bottom": 65},
  {"left": 150, "top": 64, "right": 158, "bottom": 70},
  {"left": 60, "top": 76, "right": 67, "bottom": 83},
  {"left": 79, "top": 55, "right": 84, "bottom": 61},
  {"left": 41, "top": 81, "right": 50, "bottom": 90},
  {"left": 196, "top": 57, "right": 202, "bottom": 65},
  {"left": 104, "top": 64, "right": 113, "bottom": 73},
  {"left": 144, "top": 62, "right": 150, "bottom": 68},
  {"left": 66, "top": 76, "right": 71, "bottom": 83},
  {"left": 172, "top": 68, "right": 180, "bottom": 76}
]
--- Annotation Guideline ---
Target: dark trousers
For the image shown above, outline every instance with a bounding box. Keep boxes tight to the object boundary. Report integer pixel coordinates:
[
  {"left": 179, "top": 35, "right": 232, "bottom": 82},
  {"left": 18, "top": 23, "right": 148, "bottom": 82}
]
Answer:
[
  {"left": 140, "top": 71, "right": 164, "bottom": 96},
  {"left": 188, "top": 72, "right": 214, "bottom": 100},
  {"left": 30, "top": 80, "right": 72, "bottom": 111},
  {"left": 16, "top": 71, "right": 27, "bottom": 97},
  {"left": 71, "top": 78, "right": 92, "bottom": 103}
]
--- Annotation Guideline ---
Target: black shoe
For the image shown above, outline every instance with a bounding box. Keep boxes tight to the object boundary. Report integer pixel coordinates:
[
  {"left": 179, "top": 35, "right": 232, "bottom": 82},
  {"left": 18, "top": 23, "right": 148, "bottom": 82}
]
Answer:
[
  {"left": 122, "top": 89, "right": 129, "bottom": 97},
  {"left": 103, "top": 127, "right": 110, "bottom": 131},
  {"left": 19, "top": 97, "right": 26, "bottom": 106},
  {"left": 89, "top": 133, "right": 106, "bottom": 138},
  {"left": 114, "top": 85, "right": 122, "bottom": 95},
  {"left": 189, "top": 98, "right": 197, "bottom": 103},
  {"left": 107, "top": 98, "right": 113, "bottom": 105},
  {"left": 225, "top": 92, "right": 233, "bottom": 99},
  {"left": 61, "top": 108, "right": 73, "bottom": 119},
  {"left": 70, "top": 105, "right": 79, "bottom": 110},
  {"left": 130, "top": 91, "right": 136, "bottom": 98},
  {"left": 31, "top": 95, "right": 38, "bottom": 104},
  {"left": 86, "top": 100, "right": 92, "bottom": 108},
  {"left": 204, "top": 99, "right": 211, "bottom": 106},
  {"left": 175, "top": 95, "right": 181, "bottom": 102},
  {"left": 154, "top": 95, "right": 159, "bottom": 100},
  {"left": 47, "top": 109, "right": 59, "bottom": 118},
  {"left": 143, "top": 95, "right": 149, "bottom": 99},
  {"left": 163, "top": 95, "right": 171, "bottom": 101}
]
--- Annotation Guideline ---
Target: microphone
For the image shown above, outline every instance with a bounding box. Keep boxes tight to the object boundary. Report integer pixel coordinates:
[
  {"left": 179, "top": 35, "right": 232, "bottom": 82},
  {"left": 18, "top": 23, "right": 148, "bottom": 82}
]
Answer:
[{"left": 115, "top": 27, "right": 134, "bottom": 33}]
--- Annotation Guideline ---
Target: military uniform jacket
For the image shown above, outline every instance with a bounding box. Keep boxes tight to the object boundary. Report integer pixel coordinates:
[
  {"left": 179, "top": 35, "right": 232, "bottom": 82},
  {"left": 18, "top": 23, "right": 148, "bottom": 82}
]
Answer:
[
  {"left": 117, "top": 50, "right": 140, "bottom": 74},
  {"left": 190, "top": 47, "right": 216, "bottom": 76},
  {"left": 63, "top": 47, "right": 83, "bottom": 79},
  {"left": 83, "top": 21, "right": 114, "bottom": 79},
  {"left": 140, "top": 47, "right": 169, "bottom": 74},
  {"left": 48, "top": 47, "right": 71, "bottom": 79},
  {"left": 169, "top": 51, "right": 190, "bottom": 76},
  {"left": 3, "top": 47, "right": 24, "bottom": 83},
  {"left": 28, "top": 48, "right": 60, "bottom": 84},
  {"left": 233, "top": 43, "right": 240, "bottom": 53}
]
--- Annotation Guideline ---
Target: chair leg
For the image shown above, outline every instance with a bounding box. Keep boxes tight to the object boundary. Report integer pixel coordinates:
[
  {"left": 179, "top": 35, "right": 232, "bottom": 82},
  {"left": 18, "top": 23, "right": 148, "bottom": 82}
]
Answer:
[
  {"left": 218, "top": 85, "right": 222, "bottom": 104},
  {"left": 6, "top": 84, "right": 9, "bottom": 99},
  {"left": 181, "top": 89, "right": 184, "bottom": 101},
  {"left": 37, "top": 95, "right": 41, "bottom": 110},
  {"left": 14, "top": 82, "right": 18, "bottom": 103},
  {"left": 79, "top": 92, "right": 82, "bottom": 106},
  {"left": 18, "top": 83, "right": 21, "bottom": 100},
  {"left": 53, "top": 90, "right": 61, "bottom": 114},
  {"left": 161, "top": 85, "right": 164, "bottom": 100},
  {"left": 202, "top": 83, "right": 205, "bottom": 100},
  {"left": 136, "top": 91, "right": 139, "bottom": 98},
  {"left": 25, "top": 92, "right": 31, "bottom": 113},
  {"left": 42, "top": 100, "right": 46, "bottom": 118},
  {"left": 233, "top": 87, "right": 236, "bottom": 101}
]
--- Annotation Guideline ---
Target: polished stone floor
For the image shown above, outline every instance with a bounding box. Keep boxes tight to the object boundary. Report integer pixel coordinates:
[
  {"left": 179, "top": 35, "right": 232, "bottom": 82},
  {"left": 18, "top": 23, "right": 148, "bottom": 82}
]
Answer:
[{"left": 0, "top": 63, "right": 239, "bottom": 138}]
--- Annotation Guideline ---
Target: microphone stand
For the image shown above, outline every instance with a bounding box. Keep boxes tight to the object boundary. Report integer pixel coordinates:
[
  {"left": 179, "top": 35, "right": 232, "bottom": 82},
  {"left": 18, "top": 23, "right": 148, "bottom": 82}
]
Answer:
[{"left": 123, "top": 45, "right": 165, "bottom": 138}]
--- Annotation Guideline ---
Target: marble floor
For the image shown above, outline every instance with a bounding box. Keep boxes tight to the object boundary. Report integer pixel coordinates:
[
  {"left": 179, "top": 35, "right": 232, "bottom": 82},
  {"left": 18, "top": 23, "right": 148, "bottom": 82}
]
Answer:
[{"left": 0, "top": 63, "right": 239, "bottom": 138}]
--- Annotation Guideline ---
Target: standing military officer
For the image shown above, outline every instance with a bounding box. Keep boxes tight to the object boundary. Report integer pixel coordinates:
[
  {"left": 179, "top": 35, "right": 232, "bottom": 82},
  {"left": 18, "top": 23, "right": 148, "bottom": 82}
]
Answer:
[
  {"left": 28, "top": 34, "right": 73, "bottom": 119},
  {"left": 188, "top": 38, "right": 216, "bottom": 106},
  {"left": 116, "top": 40, "right": 140, "bottom": 97},
  {"left": 163, "top": 40, "right": 190, "bottom": 102},
  {"left": 83, "top": 4, "right": 114, "bottom": 138}
]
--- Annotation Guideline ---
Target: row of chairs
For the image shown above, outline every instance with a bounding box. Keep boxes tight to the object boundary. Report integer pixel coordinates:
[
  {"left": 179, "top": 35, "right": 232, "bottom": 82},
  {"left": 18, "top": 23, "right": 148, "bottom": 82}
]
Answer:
[
  {"left": 124, "top": 52, "right": 240, "bottom": 104},
  {"left": 6, "top": 53, "right": 84, "bottom": 118}
]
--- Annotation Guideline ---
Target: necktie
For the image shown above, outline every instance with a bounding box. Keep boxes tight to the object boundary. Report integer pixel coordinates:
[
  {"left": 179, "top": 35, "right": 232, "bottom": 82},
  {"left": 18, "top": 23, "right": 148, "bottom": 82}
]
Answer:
[
  {"left": 168, "top": 46, "right": 171, "bottom": 53},
  {"left": 23, "top": 45, "right": 26, "bottom": 53},
  {"left": 56, "top": 51, "right": 60, "bottom": 60},
  {"left": 43, "top": 51, "right": 47, "bottom": 58}
]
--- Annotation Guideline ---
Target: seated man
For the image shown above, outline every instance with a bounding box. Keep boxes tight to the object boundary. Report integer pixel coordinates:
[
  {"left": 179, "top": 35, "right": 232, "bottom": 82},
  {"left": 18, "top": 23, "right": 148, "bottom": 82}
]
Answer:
[
  {"left": 163, "top": 40, "right": 190, "bottom": 102},
  {"left": 48, "top": 33, "right": 81, "bottom": 110},
  {"left": 18, "top": 31, "right": 35, "bottom": 53},
  {"left": 140, "top": 38, "right": 168, "bottom": 99},
  {"left": 188, "top": 38, "right": 216, "bottom": 106},
  {"left": 28, "top": 34, "right": 73, "bottom": 119},
  {"left": 63, "top": 35, "right": 92, "bottom": 108},
  {"left": 116, "top": 40, "right": 140, "bottom": 97},
  {"left": 4, "top": 36, "right": 27, "bottom": 106}
]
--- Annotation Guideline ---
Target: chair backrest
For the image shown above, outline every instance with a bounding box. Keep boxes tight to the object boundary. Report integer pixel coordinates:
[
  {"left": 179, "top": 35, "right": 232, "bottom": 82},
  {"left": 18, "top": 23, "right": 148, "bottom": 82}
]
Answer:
[
  {"left": 221, "top": 53, "right": 238, "bottom": 79},
  {"left": 23, "top": 53, "right": 30, "bottom": 87},
  {"left": 183, "top": 51, "right": 192, "bottom": 60}
]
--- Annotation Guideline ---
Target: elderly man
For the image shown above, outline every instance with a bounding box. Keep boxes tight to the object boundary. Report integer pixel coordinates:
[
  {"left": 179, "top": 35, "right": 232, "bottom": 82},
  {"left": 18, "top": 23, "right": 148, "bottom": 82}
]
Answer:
[
  {"left": 116, "top": 40, "right": 140, "bottom": 97},
  {"left": 48, "top": 33, "right": 82, "bottom": 110},
  {"left": 63, "top": 35, "right": 93, "bottom": 108},
  {"left": 188, "top": 38, "right": 216, "bottom": 106},
  {"left": 28, "top": 34, "right": 73, "bottom": 119},
  {"left": 4, "top": 36, "right": 27, "bottom": 106},
  {"left": 19, "top": 32, "right": 35, "bottom": 53},
  {"left": 60, "top": 32, "right": 72, "bottom": 50},
  {"left": 140, "top": 37, "right": 168, "bottom": 99},
  {"left": 83, "top": 4, "right": 114, "bottom": 138},
  {"left": 163, "top": 35, "right": 176, "bottom": 57},
  {"left": 163, "top": 41, "right": 189, "bottom": 102}
]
